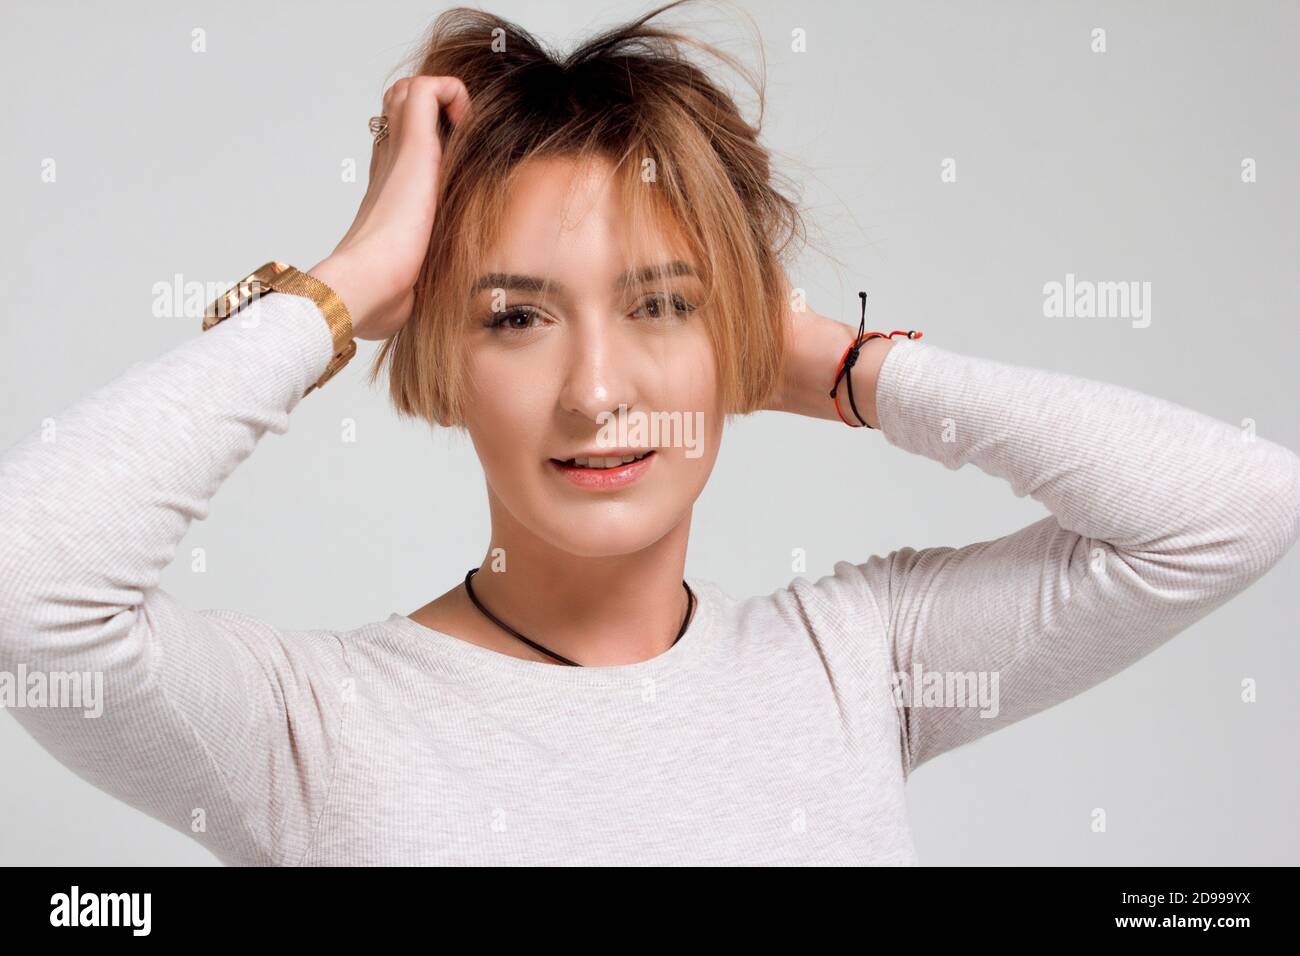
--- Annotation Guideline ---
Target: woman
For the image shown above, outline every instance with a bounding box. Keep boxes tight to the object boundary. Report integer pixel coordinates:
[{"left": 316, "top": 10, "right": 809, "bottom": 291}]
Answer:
[{"left": 1, "top": 2, "right": 1297, "bottom": 866}]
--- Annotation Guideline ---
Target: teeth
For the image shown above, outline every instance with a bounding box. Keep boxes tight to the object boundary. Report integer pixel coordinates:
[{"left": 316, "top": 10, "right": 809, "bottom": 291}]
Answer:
[{"left": 571, "top": 452, "right": 650, "bottom": 469}]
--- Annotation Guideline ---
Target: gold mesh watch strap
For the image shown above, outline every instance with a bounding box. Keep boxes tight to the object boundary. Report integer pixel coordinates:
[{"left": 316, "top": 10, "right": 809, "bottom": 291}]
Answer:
[
  {"left": 203, "top": 261, "right": 356, "bottom": 397},
  {"left": 270, "top": 265, "right": 357, "bottom": 396}
]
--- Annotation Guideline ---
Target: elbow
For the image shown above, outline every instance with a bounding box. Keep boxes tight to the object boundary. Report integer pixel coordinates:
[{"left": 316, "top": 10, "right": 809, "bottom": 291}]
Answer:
[
  {"left": 0, "top": 486, "right": 145, "bottom": 667},
  {"left": 1119, "top": 446, "right": 1300, "bottom": 606},
  {"left": 0, "top": 542, "right": 90, "bottom": 665},
  {"left": 0, "top": 563, "right": 135, "bottom": 674},
  {"left": 0, "top": 552, "right": 50, "bottom": 664},
  {"left": 1211, "top": 444, "right": 1300, "bottom": 592},
  {"left": 0, "top": 531, "right": 32, "bottom": 654},
  {"left": 0, "top": 482, "right": 43, "bottom": 646}
]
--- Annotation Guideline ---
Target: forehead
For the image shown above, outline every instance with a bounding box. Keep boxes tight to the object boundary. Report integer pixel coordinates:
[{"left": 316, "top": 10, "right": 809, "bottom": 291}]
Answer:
[{"left": 481, "top": 155, "right": 690, "bottom": 280}]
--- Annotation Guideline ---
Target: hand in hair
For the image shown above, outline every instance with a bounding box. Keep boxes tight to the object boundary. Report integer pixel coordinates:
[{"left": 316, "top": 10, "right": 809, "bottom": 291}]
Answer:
[{"left": 309, "top": 75, "right": 472, "bottom": 341}]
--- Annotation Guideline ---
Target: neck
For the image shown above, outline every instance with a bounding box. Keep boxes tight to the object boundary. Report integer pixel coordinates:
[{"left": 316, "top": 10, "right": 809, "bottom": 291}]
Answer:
[{"left": 468, "top": 496, "right": 696, "bottom": 666}]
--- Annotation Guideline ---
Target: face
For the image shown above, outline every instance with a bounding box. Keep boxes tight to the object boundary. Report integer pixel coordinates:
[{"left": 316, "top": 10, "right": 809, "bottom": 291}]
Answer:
[{"left": 461, "top": 154, "right": 724, "bottom": 559}]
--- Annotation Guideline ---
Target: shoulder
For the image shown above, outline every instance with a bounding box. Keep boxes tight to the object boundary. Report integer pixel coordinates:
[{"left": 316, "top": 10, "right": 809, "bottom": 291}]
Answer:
[
  {"left": 692, "top": 566, "right": 894, "bottom": 671},
  {"left": 196, "top": 607, "right": 353, "bottom": 681}
]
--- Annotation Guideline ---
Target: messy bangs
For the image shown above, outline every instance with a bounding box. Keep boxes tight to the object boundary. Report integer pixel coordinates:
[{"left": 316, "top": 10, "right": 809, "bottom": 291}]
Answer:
[{"left": 366, "top": 0, "right": 805, "bottom": 429}]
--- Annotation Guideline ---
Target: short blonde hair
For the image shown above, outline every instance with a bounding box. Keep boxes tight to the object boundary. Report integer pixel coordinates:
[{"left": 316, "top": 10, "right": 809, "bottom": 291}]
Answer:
[{"left": 367, "top": 0, "right": 807, "bottom": 429}]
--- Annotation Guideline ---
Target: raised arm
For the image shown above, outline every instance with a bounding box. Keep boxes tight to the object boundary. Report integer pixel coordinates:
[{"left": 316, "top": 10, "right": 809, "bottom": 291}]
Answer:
[
  {"left": 0, "top": 292, "right": 351, "bottom": 864},
  {"left": 772, "top": 308, "right": 1300, "bottom": 778},
  {"left": 850, "top": 340, "right": 1300, "bottom": 776},
  {"left": 0, "top": 74, "right": 473, "bottom": 863}
]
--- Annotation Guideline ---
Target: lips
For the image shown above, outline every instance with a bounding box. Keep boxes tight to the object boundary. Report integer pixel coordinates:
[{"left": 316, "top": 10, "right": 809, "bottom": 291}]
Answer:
[
  {"left": 549, "top": 450, "right": 656, "bottom": 490},
  {"left": 553, "top": 450, "right": 654, "bottom": 469},
  {"left": 551, "top": 446, "right": 655, "bottom": 462}
]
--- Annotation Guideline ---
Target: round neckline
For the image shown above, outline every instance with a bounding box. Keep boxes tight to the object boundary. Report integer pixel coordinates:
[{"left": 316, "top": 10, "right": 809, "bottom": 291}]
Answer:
[{"left": 380, "top": 576, "right": 717, "bottom": 688}]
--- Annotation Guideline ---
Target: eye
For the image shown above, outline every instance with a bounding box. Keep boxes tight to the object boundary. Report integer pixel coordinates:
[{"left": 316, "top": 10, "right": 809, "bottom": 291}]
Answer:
[
  {"left": 483, "top": 306, "right": 545, "bottom": 334},
  {"left": 632, "top": 292, "right": 697, "bottom": 321}
]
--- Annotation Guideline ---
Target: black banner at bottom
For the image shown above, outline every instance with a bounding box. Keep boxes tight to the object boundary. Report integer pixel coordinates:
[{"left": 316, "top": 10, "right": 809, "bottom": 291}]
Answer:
[{"left": 0, "top": 864, "right": 1280, "bottom": 942}]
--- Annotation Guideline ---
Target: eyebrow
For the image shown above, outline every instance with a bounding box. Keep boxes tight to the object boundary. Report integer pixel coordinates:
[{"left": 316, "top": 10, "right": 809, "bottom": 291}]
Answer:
[{"left": 470, "top": 260, "right": 696, "bottom": 295}]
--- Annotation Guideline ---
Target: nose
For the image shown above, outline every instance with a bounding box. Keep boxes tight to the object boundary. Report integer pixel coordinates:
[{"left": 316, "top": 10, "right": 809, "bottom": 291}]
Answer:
[{"left": 556, "top": 312, "right": 641, "bottom": 425}]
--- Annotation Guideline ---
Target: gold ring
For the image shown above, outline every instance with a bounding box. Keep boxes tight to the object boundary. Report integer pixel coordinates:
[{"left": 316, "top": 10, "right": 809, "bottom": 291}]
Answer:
[{"left": 368, "top": 115, "right": 390, "bottom": 144}]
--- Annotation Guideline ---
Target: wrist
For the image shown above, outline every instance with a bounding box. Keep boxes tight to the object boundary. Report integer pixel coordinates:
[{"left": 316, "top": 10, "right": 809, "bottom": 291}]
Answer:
[
  {"left": 307, "top": 255, "right": 375, "bottom": 338},
  {"left": 777, "top": 310, "right": 894, "bottom": 426}
]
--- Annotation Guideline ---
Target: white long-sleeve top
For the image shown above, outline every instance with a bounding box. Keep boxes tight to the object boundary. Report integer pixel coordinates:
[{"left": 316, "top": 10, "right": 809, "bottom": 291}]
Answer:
[{"left": 1, "top": 291, "right": 1297, "bottom": 865}]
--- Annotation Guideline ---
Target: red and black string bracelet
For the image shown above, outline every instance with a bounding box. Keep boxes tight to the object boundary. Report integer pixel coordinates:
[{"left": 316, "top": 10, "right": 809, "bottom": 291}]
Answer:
[{"left": 828, "top": 291, "right": 923, "bottom": 428}]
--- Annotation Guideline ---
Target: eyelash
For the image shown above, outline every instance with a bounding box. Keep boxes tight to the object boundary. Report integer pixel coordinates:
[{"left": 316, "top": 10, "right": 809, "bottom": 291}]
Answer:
[{"left": 483, "top": 293, "right": 697, "bottom": 335}]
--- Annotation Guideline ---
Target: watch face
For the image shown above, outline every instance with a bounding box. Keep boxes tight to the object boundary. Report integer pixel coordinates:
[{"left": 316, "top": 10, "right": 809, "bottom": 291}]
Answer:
[
  {"left": 203, "top": 282, "right": 256, "bottom": 328},
  {"left": 202, "top": 261, "right": 289, "bottom": 329}
]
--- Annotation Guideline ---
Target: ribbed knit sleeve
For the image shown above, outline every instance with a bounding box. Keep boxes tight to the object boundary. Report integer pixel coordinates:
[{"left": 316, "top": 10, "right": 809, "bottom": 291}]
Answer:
[
  {"left": 825, "top": 339, "right": 1300, "bottom": 778},
  {"left": 0, "top": 292, "right": 351, "bottom": 865}
]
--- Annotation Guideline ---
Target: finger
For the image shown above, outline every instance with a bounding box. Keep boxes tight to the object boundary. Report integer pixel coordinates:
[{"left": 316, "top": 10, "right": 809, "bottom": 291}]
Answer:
[
  {"left": 438, "top": 76, "right": 473, "bottom": 127},
  {"left": 382, "top": 75, "right": 413, "bottom": 111},
  {"left": 400, "top": 76, "right": 472, "bottom": 151},
  {"left": 379, "top": 77, "right": 412, "bottom": 148},
  {"left": 378, "top": 78, "right": 403, "bottom": 141},
  {"left": 384, "top": 76, "right": 410, "bottom": 133},
  {"left": 368, "top": 126, "right": 384, "bottom": 182},
  {"left": 370, "top": 77, "right": 414, "bottom": 179}
]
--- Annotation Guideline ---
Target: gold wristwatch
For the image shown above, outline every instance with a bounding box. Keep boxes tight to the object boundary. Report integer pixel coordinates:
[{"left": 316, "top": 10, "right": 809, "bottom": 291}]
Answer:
[{"left": 202, "top": 261, "right": 356, "bottom": 397}]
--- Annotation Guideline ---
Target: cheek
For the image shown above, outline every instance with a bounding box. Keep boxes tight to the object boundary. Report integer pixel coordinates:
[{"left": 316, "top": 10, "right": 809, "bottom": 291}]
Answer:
[
  {"left": 462, "top": 357, "right": 551, "bottom": 478},
  {"left": 655, "top": 322, "right": 716, "bottom": 405},
  {"left": 655, "top": 335, "right": 722, "bottom": 480},
  {"left": 667, "top": 332, "right": 721, "bottom": 434}
]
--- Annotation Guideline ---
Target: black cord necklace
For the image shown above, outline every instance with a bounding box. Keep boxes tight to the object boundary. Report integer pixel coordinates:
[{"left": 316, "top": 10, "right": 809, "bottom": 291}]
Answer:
[{"left": 462, "top": 567, "right": 696, "bottom": 667}]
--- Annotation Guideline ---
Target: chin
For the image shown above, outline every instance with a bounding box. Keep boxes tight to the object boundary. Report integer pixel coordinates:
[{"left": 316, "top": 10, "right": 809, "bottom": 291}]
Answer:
[{"left": 533, "top": 509, "right": 675, "bottom": 559}]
